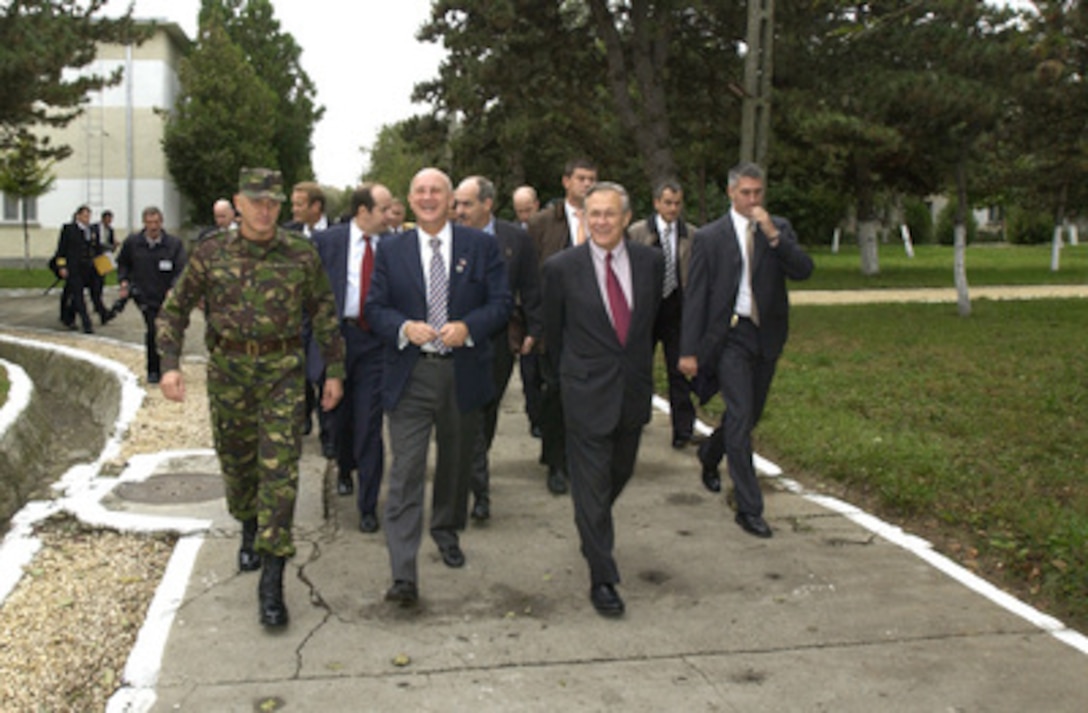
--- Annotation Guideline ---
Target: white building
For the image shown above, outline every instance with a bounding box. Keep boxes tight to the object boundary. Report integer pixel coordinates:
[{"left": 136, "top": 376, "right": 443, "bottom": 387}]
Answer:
[{"left": 0, "top": 22, "right": 189, "bottom": 262}]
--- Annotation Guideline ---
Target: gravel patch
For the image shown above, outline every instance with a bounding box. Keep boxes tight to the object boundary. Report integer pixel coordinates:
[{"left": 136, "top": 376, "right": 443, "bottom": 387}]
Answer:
[{"left": 0, "top": 331, "right": 213, "bottom": 711}]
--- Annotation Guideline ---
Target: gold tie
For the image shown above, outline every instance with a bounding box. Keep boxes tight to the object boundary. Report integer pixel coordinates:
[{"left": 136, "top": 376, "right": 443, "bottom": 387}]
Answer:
[{"left": 746, "top": 221, "right": 760, "bottom": 326}]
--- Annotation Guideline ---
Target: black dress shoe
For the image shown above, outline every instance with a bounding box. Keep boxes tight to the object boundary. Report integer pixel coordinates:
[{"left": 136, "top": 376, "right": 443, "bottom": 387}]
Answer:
[
  {"left": 546, "top": 466, "right": 568, "bottom": 495},
  {"left": 321, "top": 438, "right": 337, "bottom": 460},
  {"left": 147, "top": 372, "right": 161, "bottom": 385},
  {"left": 470, "top": 499, "right": 490, "bottom": 521},
  {"left": 337, "top": 473, "right": 354, "bottom": 496},
  {"left": 385, "top": 579, "right": 418, "bottom": 607},
  {"left": 735, "top": 512, "right": 773, "bottom": 538},
  {"left": 589, "top": 583, "right": 625, "bottom": 617},
  {"left": 697, "top": 440, "right": 722, "bottom": 493},
  {"left": 301, "top": 417, "right": 313, "bottom": 436},
  {"left": 100, "top": 311, "right": 113, "bottom": 326},
  {"left": 672, "top": 435, "right": 691, "bottom": 449},
  {"left": 701, "top": 467, "right": 721, "bottom": 493},
  {"left": 439, "top": 543, "right": 466, "bottom": 568},
  {"left": 359, "top": 512, "right": 379, "bottom": 533},
  {"left": 238, "top": 518, "right": 261, "bottom": 572}
]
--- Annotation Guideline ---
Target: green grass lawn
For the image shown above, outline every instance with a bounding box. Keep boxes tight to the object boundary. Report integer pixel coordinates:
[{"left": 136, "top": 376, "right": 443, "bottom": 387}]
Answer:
[
  {"left": 672, "top": 297, "right": 1087, "bottom": 630},
  {"left": 800, "top": 243, "right": 1088, "bottom": 290},
  {"left": 0, "top": 364, "right": 9, "bottom": 405},
  {"left": 0, "top": 268, "right": 59, "bottom": 289},
  {"left": 0, "top": 268, "right": 119, "bottom": 289}
]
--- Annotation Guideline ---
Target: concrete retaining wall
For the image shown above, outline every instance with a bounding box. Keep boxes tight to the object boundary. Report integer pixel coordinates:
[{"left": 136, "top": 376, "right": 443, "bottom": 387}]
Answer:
[{"left": 0, "top": 339, "right": 117, "bottom": 527}]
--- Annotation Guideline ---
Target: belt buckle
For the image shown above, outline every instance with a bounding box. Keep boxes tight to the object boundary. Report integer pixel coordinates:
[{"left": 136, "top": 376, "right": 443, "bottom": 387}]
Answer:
[{"left": 245, "top": 340, "right": 259, "bottom": 357}]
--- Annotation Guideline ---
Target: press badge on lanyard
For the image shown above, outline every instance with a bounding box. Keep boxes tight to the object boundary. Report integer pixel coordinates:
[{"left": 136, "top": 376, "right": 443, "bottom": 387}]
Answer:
[{"left": 159, "top": 259, "right": 173, "bottom": 272}]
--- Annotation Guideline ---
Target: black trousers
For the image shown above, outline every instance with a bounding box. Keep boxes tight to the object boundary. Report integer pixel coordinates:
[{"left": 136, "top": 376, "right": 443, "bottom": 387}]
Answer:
[
  {"left": 567, "top": 423, "right": 642, "bottom": 585},
  {"left": 140, "top": 303, "right": 162, "bottom": 376},
  {"left": 707, "top": 318, "right": 777, "bottom": 517},
  {"left": 654, "top": 289, "right": 695, "bottom": 440},
  {"left": 471, "top": 332, "right": 517, "bottom": 503}
]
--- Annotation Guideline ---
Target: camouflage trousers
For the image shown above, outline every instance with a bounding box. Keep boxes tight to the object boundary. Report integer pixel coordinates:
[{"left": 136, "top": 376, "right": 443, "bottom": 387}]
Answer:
[{"left": 207, "top": 350, "right": 305, "bottom": 558}]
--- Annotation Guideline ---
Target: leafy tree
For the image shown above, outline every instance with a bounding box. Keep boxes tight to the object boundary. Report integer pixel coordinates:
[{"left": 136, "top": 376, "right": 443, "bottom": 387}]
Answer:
[
  {"left": 202, "top": 0, "right": 323, "bottom": 190},
  {"left": 1000, "top": 1, "right": 1088, "bottom": 268},
  {"left": 415, "top": 0, "right": 613, "bottom": 204},
  {"left": 364, "top": 121, "right": 437, "bottom": 202},
  {"left": 162, "top": 13, "right": 278, "bottom": 225},
  {"left": 0, "top": 131, "right": 55, "bottom": 268},
  {"left": 0, "top": 0, "right": 150, "bottom": 162}
]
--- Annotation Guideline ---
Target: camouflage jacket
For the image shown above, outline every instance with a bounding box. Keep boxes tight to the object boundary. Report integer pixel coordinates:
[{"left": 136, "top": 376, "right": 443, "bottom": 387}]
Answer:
[{"left": 157, "top": 227, "right": 345, "bottom": 378}]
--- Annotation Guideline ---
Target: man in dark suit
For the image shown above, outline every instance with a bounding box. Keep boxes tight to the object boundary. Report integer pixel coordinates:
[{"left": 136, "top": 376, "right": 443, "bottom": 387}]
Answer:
[
  {"left": 285, "top": 181, "right": 334, "bottom": 448},
  {"left": 312, "top": 183, "right": 393, "bottom": 534},
  {"left": 285, "top": 181, "right": 330, "bottom": 238},
  {"left": 542, "top": 181, "right": 663, "bottom": 617},
  {"left": 527, "top": 158, "right": 598, "bottom": 495},
  {"left": 628, "top": 179, "right": 698, "bottom": 449},
  {"left": 453, "top": 175, "right": 543, "bottom": 522},
  {"left": 679, "top": 162, "right": 814, "bottom": 539},
  {"left": 54, "top": 205, "right": 110, "bottom": 333},
  {"left": 365, "top": 167, "right": 511, "bottom": 606}
]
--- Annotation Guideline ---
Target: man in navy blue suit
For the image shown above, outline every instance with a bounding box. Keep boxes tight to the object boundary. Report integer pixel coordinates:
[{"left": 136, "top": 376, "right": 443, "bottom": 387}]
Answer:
[
  {"left": 365, "top": 168, "right": 511, "bottom": 606},
  {"left": 312, "top": 183, "right": 393, "bottom": 534}
]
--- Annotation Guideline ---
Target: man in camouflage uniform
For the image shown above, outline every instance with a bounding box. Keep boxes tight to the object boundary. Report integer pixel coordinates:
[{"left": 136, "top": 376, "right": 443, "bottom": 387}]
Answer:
[{"left": 157, "top": 168, "right": 345, "bottom": 629}]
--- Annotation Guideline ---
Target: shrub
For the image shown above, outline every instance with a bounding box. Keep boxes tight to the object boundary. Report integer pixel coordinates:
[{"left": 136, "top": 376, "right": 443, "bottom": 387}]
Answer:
[
  {"left": 768, "top": 180, "right": 849, "bottom": 247},
  {"left": 903, "top": 196, "right": 934, "bottom": 245},
  {"left": 936, "top": 197, "right": 978, "bottom": 245},
  {"left": 1005, "top": 205, "right": 1053, "bottom": 245}
]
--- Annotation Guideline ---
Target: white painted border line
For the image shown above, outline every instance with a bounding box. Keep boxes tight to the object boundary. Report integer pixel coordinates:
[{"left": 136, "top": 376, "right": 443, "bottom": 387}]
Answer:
[
  {"left": 666, "top": 396, "right": 1088, "bottom": 657},
  {"left": 107, "top": 533, "right": 208, "bottom": 713},
  {"left": 0, "top": 356, "right": 33, "bottom": 437}
]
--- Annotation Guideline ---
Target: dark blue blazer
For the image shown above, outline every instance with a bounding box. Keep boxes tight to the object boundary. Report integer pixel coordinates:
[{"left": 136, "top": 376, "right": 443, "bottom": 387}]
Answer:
[
  {"left": 364, "top": 224, "right": 512, "bottom": 413},
  {"left": 309, "top": 223, "right": 383, "bottom": 380}
]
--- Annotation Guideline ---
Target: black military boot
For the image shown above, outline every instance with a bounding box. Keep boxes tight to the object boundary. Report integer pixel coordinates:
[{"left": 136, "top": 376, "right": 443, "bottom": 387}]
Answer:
[
  {"left": 258, "top": 555, "right": 289, "bottom": 628},
  {"left": 238, "top": 518, "right": 261, "bottom": 572}
]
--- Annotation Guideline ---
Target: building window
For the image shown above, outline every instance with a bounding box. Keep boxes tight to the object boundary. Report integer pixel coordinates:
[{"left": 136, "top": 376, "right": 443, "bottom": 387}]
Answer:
[{"left": 1, "top": 192, "right": 38, "bottom": 223}]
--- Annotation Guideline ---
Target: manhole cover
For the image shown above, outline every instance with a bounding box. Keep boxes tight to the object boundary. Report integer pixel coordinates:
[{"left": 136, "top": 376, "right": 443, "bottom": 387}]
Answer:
[{"left": 113, "top": 471, "right": 223, "bottom": 504}]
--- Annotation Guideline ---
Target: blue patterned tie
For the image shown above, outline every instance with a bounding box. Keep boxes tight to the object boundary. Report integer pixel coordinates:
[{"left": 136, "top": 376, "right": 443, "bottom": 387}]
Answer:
[{"left": 427, "top": 236, "right": 450, "bottom": 353}]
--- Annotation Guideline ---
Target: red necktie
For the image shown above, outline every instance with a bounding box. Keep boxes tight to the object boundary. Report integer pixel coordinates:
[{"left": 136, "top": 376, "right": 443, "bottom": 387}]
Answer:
[
  {"left": 358, "top": 235, "right": 373, "bottom": 329},
  {"left": 606, "top": 251, "right": 630, "bottom": 346}
]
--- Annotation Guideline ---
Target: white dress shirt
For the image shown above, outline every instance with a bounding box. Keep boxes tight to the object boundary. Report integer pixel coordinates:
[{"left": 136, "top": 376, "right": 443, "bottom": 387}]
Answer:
[
  {"left": 730, "top": 208, "right": 756, "bottom": 319},
  {"left": 589, "top": 239, "right": 633, "bottom": 327},
  {"left": 344, "top": 220, "right": 379, "bottom": 320}
]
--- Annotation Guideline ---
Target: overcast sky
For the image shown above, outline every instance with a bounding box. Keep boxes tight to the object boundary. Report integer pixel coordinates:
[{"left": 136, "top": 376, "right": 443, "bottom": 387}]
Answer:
[{"left": 110, "top": 0, "right": 445, "bottom": 189}]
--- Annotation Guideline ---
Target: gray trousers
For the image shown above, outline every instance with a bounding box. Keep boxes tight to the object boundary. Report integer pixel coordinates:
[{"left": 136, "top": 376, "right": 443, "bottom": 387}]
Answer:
[{"left": 384, "top": 358, "right": 480, "bottom": 584}]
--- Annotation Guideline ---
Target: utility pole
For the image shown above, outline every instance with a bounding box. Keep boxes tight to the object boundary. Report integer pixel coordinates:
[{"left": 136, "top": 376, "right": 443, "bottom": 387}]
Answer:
[{"left": 740, "top": 0, "right": 775, "bottom": 168}]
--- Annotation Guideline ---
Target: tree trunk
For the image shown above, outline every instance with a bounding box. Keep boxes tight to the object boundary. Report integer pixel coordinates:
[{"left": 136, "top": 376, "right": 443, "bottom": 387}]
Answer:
[
  {"left": 1050, "top": 182, "right": 1067, "bottom": 272},
  {"left": 21, "top": 198, "right": 30, "bottom": 271},
  {"left": 1050, "top": 225, "right": 1062, "bottom": 272},
  {"left": 587, "top": 0, "right": 677, "bottom": 184},
  {"left": 858, "top": 220, "right": 880, "bottom": 275},
  {"left": 855, "top": 156, "right": 879, "bottom": 275},
  {"left": 953, "top": 160, "right": 970, "bottom": 317}
]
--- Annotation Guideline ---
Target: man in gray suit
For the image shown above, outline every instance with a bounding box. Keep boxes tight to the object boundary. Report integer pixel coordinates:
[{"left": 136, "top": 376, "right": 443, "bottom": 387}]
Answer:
[
  {"left": 679, "top": 162, "right": 813, "bottom": 539},
  {"left": 542, "top": 181, "right": 663, "bottom": 617},
  {"left": 365, "top": 168, "right": 511, "bottom": 606}
]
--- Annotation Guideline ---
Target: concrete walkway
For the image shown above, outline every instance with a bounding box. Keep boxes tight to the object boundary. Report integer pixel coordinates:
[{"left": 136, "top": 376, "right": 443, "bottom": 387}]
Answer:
[{"left": 2, "top": 286, "right": 1087, "bottom": 712}]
